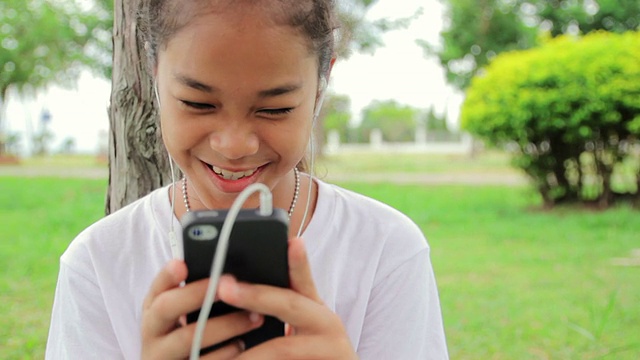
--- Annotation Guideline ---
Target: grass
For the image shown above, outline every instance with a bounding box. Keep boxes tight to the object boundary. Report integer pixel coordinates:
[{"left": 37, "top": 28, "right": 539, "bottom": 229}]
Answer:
[
  {"left": 20, "top": 154, "right": 107, "bottom": 168},
  {"left": 350, "top": 183, "right": 640, "bottom": 359},
  {"left": 1, "top": 153, "right": 639, "bottom": 359},
  {"left": 0, "top": 177, "right": 107, "bottom": 359},
  {"left": 315, "top": 150, "right": 518, "bottom": 175}
]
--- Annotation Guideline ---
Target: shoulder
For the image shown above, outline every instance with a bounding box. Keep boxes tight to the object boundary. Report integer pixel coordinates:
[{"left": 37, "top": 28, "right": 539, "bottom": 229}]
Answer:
[
  {"left": 60, "top": 186, "right": 172, "bottom": 274},
  {"left": 311, "top": 179, "right": 429, "bottom": 277},
  {"left": 316, "top": 179, "right": 426, "bottom": 246}
]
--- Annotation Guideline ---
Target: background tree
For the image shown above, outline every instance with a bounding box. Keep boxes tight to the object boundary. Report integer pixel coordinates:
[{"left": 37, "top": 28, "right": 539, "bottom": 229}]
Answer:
[
  {"left": 0, "top": 0, "right": 111, "bottom": 156},
  {"left": 420, "top": 0, "right": 537, "bottom": 90},
  {"left": 320, "top": 93, "right": 352, "bottom": 144},
  {"left": 58, "top": 137, "right": 77, "bottom": 155},
  {"left": 461, "top": 31, "right": 640, "bottom": 208},
  {"left": 107, "top": 0, "right": 415, "bottom": 213},
  {"left": 423, "top": 106, "right": 449, "bottom": 132},
  {"left": 421, "top": 0, "right": 640, "bottom": 90},
  {"left": 357, "top": 100, "right": 418, "bottom": 142}
]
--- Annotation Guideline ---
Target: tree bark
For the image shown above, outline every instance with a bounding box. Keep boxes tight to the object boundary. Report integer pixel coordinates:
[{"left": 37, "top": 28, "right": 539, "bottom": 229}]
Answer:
[{"left": 106, "top": 0, "right": 171, "bottom": 215}]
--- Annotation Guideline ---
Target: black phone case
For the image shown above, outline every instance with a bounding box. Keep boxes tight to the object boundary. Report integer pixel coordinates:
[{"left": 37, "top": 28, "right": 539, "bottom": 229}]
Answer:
[{"left": 181, "top": 208, "right": 290, "bottom": 352}]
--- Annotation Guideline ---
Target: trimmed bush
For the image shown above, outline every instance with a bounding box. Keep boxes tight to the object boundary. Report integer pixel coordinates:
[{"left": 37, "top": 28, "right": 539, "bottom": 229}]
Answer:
[{"left": 462, "top": 31, "right": 640, "bottom": 208}]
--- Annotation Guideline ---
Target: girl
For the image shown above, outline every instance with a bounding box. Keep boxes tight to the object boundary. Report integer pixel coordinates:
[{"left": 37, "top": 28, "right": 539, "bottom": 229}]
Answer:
[{"left": 46, "top": 0, "right": 448, "bottom": 358}]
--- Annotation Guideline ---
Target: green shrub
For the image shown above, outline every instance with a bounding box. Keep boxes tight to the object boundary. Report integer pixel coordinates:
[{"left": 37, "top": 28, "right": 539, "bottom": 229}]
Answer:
[{"left": 461, "top": 31, "right": 640, "bottom": 208}]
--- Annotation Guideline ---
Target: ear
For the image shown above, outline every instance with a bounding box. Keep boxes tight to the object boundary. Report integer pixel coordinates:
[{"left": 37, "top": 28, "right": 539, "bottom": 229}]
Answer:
[
  {"left": 318, "top": 56, "right": 336, "bottom": 94},
  {"left": 324, "top": 56, "right": 337, "bottom": 85},
  {"left": 329, "top": 56, "right": 336, "bottom": 73}
]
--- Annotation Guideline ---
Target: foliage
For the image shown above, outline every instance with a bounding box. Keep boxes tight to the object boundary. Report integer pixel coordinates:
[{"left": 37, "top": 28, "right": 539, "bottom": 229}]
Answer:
[
  {"left": 357, "top": 100, "right": 418, "bottom": 142},
  {"left": 1, "top": 132, "right": 20, "bottom": 155},
  {"left": 335, "top": 0, "right": 419, "bottom": 58},
  {"left": 461, "top": 31, "right": 640, "bottom": 208},
  {"left": 31, "top": 129, "right": 54, "bottom": 156},
  {"left": 0, "top": 0, "right": 112, "bottom": 155},
  {"left": 424, "top": 0, "right": 640, "bottom": 90},
  {"left": 423, "top": 106, "right": 449, "bottom": 132},
  {"left": 537, "top": 0, "right": 640, "bottom": 36},
  {"left": 320, "top": 93, "right": 352, "bottom": 143},
  {"left": 0, "top": 0, "right": 111, "bottom": 97},
  {"left": 421, "top": 0, "right": 537, "bottom": 90}
]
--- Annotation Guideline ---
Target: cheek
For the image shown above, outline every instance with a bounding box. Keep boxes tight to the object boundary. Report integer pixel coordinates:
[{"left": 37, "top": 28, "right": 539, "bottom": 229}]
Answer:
[
  {"left": 267, "top": 117, "right": 313, "bottom": 154},
  {"left": 160, "top": 108, "right": 205, "bottom": 151}
]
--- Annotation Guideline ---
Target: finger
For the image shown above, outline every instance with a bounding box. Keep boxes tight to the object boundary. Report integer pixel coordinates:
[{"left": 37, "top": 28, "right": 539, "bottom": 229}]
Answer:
[
  {"left": 217, "top": 275, "right": 335, "bottom": 332},
  {"left": 144, "top": 277, "right": 217, "bottom": 336},
  {"left": 158, "top": 311, "right": 263, "bottom": 359},
  {"left": 236, "top": 334, "right": 353, "bottom": 360},
  {"left": 142, "top": 260, "right": 187, "bottom": 310},
  {"left": 142, "top": 261, "right": 189, "bottom": 337},
  {"left": 288, "top": 237, "right": 322, "bottom": 303},
  {"left": 199, "top": 340, "right": 243, "bottom": 360}
]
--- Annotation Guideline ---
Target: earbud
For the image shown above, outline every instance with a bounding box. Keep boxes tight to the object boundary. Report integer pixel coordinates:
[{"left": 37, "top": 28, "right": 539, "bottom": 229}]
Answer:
[
  {"left": 313, "top": 77, "right": 327, "bottom": 120},
  {"left": 319, "top": 77, "right": 327, "bottom": 94},
  {"left": 153, "top": 80, "right": 161, "bottom": 105}
]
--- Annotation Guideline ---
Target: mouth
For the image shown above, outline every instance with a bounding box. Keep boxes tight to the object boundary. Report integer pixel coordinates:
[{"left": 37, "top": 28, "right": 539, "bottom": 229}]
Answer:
[{"left": 206, "top": 163, "right": 263, "bottom": 181}]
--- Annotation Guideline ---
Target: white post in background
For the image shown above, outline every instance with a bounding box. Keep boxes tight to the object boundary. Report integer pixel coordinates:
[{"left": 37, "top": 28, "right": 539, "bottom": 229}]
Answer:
[
  {"left": 370, "top": 128, "right": 383, "bottom": 150},
  {"left": 326, "top": 129, "right": 340, "bottom": 154},
  {"left": 415, "top": 121, "right": 427, "bottom": 145}
]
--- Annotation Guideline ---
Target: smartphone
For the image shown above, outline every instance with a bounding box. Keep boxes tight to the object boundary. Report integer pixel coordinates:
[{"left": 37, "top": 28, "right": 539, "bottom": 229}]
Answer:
[{"left": 181, "top": 208, "right": 290, "bottom": 352}]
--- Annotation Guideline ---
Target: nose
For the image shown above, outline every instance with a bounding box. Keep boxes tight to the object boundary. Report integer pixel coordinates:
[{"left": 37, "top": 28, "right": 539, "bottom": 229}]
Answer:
[{"left": 208, "top": 118, "right": 259, "bottom": 160}]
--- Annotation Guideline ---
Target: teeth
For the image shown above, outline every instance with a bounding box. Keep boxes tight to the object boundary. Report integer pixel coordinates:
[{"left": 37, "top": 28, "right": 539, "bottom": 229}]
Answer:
[{"left": 211, "top": 165, "right": 257, "bottom": 180}]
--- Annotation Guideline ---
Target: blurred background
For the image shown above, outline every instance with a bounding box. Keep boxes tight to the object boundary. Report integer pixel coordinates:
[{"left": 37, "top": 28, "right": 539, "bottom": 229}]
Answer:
[{"left": 1, "top": 0, "right": 639, "bottom": 358}]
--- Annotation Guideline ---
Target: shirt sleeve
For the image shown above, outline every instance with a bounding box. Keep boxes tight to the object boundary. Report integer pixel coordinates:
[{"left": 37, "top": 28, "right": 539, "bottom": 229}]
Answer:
[
  {"left": 356, "top": 247, "right": 449, "bottom": 360},
  {"left": 45, "top": 261, "right": 124, "bottom": 359}
]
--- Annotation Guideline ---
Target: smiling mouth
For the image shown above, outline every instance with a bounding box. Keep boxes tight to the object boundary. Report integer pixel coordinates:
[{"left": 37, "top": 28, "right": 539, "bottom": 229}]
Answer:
[{"left": 209, "top": 164, "right": 260, "bottom": 180}]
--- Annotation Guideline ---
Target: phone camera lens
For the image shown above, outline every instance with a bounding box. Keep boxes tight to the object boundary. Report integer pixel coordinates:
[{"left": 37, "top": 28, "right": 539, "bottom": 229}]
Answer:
[{"left": 189, "top": 225, "right": 219, "bottom": 241}]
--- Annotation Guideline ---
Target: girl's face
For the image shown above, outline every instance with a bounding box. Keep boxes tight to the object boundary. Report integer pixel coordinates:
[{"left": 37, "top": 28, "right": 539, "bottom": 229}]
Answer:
[{"left": 156, "top": 8, "right": 320, "bottom": 210}]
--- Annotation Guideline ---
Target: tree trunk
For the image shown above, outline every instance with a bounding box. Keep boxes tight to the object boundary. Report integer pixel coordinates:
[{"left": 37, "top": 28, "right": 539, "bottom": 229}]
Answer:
[{"left": 106, "top": 0, "right": 171, "bottom": 215}]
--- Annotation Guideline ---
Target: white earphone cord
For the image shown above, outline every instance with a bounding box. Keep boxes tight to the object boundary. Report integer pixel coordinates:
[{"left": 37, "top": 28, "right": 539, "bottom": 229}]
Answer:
[
  {"left": 168, "top": 155, "right": 181, "bottom": 260},
  {"left": 297, "top": 78, "right": 325, "bottom": 237}
]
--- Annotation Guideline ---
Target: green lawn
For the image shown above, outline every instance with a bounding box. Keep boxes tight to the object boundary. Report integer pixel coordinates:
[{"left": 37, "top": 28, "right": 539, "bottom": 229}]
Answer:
[
  {"left": 1, "top": 170, "right": 639, "bottom": 358},
  {"left": 316, "top": 150, "right": 518, "bottom": 175},
  {"left": 0, "top": 177, "right": 107, "bottom": 358},
  {"left": 351, "top": 183, "right": 640, "bottom": 359}
]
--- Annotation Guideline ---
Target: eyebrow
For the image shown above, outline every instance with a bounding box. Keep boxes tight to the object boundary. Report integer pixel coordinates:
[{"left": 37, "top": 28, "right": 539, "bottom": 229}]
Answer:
[
  {"left": 257, "top": 84, "right": 302, "bottom": 98},
  {"left": 174, "top": 73, "right": 215, "bottom": 93},
  {"left": 174, "top": 73, "right": 302, "bottom": 98}
]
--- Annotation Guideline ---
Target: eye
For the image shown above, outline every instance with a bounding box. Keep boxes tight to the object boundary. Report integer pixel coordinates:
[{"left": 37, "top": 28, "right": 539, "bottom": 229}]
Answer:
[
  {"left": 180, "top": 100, "right": 215, "bottom": 111},
  {"left": 259, "top": 108, "right": 294, "bottom": 116}
]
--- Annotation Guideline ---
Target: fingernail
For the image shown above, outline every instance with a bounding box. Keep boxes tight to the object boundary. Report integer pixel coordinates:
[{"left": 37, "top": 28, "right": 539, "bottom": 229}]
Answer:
[
  {"left": 249, "top": 312, "right": 261, "bottom": 324},
  {"left": 219, "top": 275, "right": 239, "bottom": 298}
]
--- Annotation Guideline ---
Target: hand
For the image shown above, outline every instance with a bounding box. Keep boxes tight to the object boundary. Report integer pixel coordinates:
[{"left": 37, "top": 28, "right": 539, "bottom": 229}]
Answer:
[
  {"left": 140, "top": 260, "right": 264, "bottom": 359},
  {"left": 217, "top": 237, "right": 358, "bottom": 359}
]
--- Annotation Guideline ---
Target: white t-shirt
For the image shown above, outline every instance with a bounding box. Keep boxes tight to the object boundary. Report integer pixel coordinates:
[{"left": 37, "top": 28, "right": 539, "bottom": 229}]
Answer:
[{"left": 46, "top": 179, "right": 448, "bottom": 359}]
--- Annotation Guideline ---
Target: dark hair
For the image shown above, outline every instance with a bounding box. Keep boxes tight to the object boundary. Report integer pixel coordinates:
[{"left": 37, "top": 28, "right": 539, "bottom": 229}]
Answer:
[{"left": 138, "top": 0, "right": 337, "bottom": 79}]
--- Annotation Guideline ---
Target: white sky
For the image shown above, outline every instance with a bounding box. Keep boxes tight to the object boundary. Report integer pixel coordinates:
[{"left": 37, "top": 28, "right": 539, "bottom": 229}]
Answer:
[{"left": 4, "top": 0, "right": 463, "bottom": 155}]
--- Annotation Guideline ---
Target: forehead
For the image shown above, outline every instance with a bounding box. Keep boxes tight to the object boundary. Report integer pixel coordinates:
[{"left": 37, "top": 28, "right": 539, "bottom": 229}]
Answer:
[
  {"left": 159, "top": 1, "right": 315, "bottom": 52},
  {"left": 158, "top": 7, "right": 318, "bottom": 87}
]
